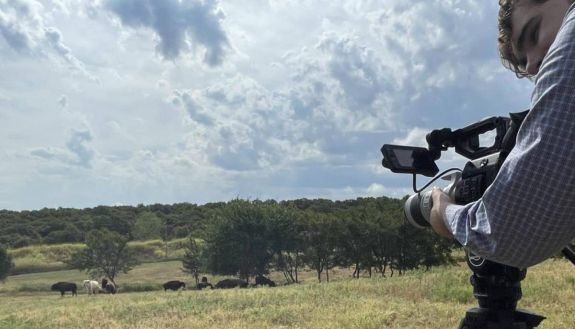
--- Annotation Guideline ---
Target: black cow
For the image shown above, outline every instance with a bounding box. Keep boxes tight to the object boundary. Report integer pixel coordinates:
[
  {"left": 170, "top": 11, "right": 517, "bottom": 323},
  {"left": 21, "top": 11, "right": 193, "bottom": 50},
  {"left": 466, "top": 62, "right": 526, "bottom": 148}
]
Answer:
[
  {"left": 51, "top": 282, "right": 77, "bottom": 297},
  {"left": 100, "top": 278, "right": 117, "bottom": 294},
  {"left": 163, "top": 280, "right": 186, "bottom": 291},
  {"left": 255, "top": 275, "right": 276, "bottom": 287},
  {"left": 196, "top": 282, "right": 213, "bottom": 290},
  {"left": 215, "top": 279, "right": 248, "bottom": 289},
  {"left": 105, "top": 281, "right": 117, "bottom": 294},
  {"left": 99, "top": 278, "right": 108, "bottom": 293},
  {"left": 196, "top": 276, "right": 213, "bottom": 290}
]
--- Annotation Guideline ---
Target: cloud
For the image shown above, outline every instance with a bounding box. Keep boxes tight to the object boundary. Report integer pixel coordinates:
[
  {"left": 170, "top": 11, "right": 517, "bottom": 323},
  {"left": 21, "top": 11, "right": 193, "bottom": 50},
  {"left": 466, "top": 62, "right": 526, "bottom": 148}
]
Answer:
[
  {"left": 105, "top": 0, "right": 229, "bottom": 65},
  {"left": 0, "top": 0, "right": 44, "bottom": 52},
  {"left": 66, "top": 130, "right": 94, "bottom": 167},
  {"left": 58, "top": 94, "right": 67, "bottom": 108},
  {"left": 176, "top": 90, "right": 215, "bottom": 126},
  {"left": 0, "top": 0, "right": 96, "bottom": 79},
  {"left": 31, "top": 129, "right": 95, "bottom": 169},
  {"left": 44, "top": 27, "right": 97, "bottom": 80},
  {"left": 392, "top": 127, "right": 429, "bottom": 147}
]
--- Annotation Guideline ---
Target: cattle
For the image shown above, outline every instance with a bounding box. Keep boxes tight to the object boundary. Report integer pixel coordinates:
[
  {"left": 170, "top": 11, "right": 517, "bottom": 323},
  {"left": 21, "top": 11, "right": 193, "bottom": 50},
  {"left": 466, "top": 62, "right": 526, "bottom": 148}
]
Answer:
[
  {"left": 195, "top": 276, "right": 213, "bottom": 290},
  {"left": 162, "top": 280, "right": 186, "bottom": 291},
  {"left": 255, "top": 275, "right": 276, "bottom": 287},
  {"left": 82, "top": 280, "right": 101, "bottom": 295},
  {"left": 51, "top": 282, "right": 77, "bottom": 297},
  {"left": 100, "top": 278, "right": 117, "bottom": 294},
  {"left": 196, "top": 282, "right": 213, "bottom": 290},
  {"left": 104, "top": 281, "right": 117, "bottom": 294},
  {"left": 215, "top": 278, "right": 248, "bottom": 289}
]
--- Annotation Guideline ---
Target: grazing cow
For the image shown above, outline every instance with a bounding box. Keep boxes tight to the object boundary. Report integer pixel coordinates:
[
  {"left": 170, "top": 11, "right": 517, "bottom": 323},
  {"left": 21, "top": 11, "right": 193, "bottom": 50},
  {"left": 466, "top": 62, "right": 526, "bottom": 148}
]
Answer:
[
  {"left": 196, "top": 276, "right": 213, "bottom": 290},
  {"left": 255, "top": 275, "right": 276, "bottom": 287},
  {"left": 51, "top": 282, "right": 77, "bottom": 297},
  {"left": 104, "top": 281, "right": 117, "bottom": 294},
  {"left": 162, "top": 280, "right": 186, "bottom": 291},
  {"left": 100, "top": 278, "right": 117, "bottom": 294},
  {"left": 196, "top": 282, "right": 213, "bottom": 290},
  {"left": 215, "top": 279, "right": 248, "bottom": 289},
  {"left": 82, "top": 280, "right": 102, "bottom": 295}
]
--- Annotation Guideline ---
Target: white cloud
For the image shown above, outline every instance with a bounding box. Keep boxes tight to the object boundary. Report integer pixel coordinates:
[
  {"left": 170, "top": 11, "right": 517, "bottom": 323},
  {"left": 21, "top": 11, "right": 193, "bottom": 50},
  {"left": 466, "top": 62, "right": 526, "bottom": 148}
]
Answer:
[
  {"left": 105, "top": 0, "right": 229, "bottom": 65},
  {"left": 58, "top": 94, "right": 67, "bottom": 108},
  {"left": 392, "top": 127, "right": 429, "bottom": 147},
  {"left": 0, "top": 0, "right": 44, "bottom": 52},
  {"left": 30, "top": 129, "right": 95, "bottom": 168}
]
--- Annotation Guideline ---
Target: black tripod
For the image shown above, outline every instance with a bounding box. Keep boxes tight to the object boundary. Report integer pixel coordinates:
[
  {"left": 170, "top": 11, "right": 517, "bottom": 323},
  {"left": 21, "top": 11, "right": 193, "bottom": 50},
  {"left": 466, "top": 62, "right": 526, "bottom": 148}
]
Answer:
[
  {"left": 457, "top": 254, "right": 544, "bottom": 329},
  {"left": 458, "top": 247, "right": 575, "bottom": 329}
]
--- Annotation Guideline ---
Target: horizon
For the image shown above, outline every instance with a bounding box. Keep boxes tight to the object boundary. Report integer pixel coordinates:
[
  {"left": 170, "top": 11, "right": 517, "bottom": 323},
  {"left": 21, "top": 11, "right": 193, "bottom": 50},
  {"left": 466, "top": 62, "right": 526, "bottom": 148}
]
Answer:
[{"left": 0, "top": 193, "right": 406, "bottom": 212}]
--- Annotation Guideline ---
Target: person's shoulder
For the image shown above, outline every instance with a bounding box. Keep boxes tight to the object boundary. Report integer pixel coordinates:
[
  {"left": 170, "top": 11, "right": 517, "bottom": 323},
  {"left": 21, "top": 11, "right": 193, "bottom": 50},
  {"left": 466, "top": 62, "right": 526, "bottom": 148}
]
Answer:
[{"left": 564, "top": 3, "right": 575, "bottom": 22}]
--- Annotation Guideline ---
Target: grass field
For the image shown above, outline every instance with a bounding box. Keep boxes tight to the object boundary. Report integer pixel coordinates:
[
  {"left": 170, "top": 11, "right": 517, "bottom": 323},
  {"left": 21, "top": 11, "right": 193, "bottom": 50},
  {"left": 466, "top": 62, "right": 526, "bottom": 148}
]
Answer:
[
  {"left": 6, "top": 239, "right": 188, "bottom": 275},
  {"left": 0, "top": 259, "right": 574, "bottom": 328}
]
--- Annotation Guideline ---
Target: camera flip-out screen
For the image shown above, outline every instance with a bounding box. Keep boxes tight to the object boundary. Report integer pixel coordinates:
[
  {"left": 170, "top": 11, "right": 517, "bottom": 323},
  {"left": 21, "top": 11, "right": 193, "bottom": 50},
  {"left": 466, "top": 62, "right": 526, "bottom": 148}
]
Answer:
[{"left": 381, "top": 144, "right": 439, "bottom": 177}]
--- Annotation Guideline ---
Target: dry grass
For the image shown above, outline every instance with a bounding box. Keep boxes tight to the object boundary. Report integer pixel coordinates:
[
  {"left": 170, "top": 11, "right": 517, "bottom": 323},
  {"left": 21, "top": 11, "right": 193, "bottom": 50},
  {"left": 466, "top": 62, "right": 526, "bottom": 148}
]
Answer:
[{"left": 0, "top": 259, "right": 573, "bottom": 328}]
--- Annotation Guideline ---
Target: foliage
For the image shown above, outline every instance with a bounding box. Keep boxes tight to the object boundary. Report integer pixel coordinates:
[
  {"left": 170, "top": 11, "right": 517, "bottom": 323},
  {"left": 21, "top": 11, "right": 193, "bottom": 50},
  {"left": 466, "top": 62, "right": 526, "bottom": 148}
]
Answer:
[
  {"left": 3, "top": 196, "right": 457, "bottom": 280},
  {"left": 0, "top": 245, "right": 14, "bottom": 282},
  {"left": 181, "top": 236, "right": 204, "bottom": 284},
  {"left": 204, "top": 200, "right": 273, "bottom": 280},
  {"left": 68, "top": 229, "right": 139, "bottom": 283},
  {"left": 132, "top": 212, "right": 163, "bottom": 240}
]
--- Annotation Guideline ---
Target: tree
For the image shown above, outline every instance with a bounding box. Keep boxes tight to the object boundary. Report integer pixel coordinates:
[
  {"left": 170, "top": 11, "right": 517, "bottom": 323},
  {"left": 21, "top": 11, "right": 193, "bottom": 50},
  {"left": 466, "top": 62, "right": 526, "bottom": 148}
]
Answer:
[
  {"left": 268, "top": 205, "right": 303, "bottom": 283},
  {"left": 68, "top": 229, "right": 139, "bottom": 283},
  {"left": 204, "top": 200, "right": 273, "bottom": 281},
  {"left": 0, "top": 245, "right": 14, "bottom": 282},
  {"left": 181, "top": 236, "right": 204, "bottom": 285},
  {"left": 132, "top": 212, "right": 163, "bottom": 240},
  {"left": 301, "top": 212, "right": 338, "bottom": 282}
]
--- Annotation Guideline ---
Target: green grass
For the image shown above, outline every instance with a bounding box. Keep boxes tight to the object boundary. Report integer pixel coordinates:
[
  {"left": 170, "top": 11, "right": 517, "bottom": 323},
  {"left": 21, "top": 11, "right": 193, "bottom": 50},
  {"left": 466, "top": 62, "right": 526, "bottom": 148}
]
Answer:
[
  {"left": 0, "top": 259, "right": 574, "bottom": 328},
  {"left": 6, "top": 239, "right": 189, "bottom": 275}
]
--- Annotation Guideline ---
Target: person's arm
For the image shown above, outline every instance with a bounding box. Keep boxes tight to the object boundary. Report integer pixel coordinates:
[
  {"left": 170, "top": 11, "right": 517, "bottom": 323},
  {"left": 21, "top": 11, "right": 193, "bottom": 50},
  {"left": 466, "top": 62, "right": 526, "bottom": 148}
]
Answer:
[{"left": 435, "top": 5, "right": 575, "bottom": 269}]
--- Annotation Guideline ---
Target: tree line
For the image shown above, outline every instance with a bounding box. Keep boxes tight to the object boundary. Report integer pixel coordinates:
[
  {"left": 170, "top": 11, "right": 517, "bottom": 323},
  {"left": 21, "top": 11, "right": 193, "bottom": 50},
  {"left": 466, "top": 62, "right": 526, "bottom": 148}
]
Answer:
[
  {"left": 0, "top": 197, "right": 458, "bottom": 282},
  {"left": 185, "top": 198, "right": 455, "bottom": 283}
]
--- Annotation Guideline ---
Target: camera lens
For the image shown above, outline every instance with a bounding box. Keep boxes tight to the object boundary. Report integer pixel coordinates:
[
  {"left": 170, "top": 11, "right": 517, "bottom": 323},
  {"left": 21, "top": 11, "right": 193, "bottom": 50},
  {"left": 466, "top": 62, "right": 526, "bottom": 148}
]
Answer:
[{"left": 404, "top": 193, "right": 431, "bottom": 228}]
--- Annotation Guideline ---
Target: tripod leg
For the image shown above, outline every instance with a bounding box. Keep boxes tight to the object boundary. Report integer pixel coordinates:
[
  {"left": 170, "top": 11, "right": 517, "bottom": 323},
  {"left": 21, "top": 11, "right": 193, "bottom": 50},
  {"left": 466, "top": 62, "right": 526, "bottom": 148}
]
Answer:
[{"left": 457, "top": 308, "right": 487, "bottom": 329}]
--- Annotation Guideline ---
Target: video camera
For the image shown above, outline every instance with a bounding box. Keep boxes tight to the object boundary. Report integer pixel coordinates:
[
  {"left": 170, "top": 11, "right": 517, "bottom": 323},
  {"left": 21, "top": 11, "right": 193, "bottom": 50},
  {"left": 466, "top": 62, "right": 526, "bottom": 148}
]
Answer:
[
  {"left": 380, "top": 112, "right": 551, "bottom": 329},
  {"left": 381, "top": 115, "right": 511, "bottom": 228}
]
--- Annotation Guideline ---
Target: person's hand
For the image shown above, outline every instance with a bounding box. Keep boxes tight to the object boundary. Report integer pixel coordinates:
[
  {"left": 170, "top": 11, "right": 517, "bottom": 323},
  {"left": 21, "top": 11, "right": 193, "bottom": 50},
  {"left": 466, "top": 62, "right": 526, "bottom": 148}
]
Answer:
[{"left": 430, "top": 188, "right": 454, "bottom": 238}]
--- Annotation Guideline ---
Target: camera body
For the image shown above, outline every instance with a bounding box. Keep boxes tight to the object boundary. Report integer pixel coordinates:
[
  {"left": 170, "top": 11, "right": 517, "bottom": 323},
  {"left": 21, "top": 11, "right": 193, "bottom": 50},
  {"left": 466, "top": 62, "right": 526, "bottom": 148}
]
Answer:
[
  {"left": 381, "top": 116, "right": 514, "bottom": 227},
  {"left": 404, "top": 152, "right": 501, "bottom": 229}
]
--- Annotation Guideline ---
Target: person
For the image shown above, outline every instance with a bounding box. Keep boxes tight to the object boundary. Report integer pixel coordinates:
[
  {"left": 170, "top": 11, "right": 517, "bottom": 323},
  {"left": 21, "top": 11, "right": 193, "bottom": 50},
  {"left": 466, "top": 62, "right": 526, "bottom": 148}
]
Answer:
[{"left": 429, "top": 0, "right": 575, "bottom": 269}]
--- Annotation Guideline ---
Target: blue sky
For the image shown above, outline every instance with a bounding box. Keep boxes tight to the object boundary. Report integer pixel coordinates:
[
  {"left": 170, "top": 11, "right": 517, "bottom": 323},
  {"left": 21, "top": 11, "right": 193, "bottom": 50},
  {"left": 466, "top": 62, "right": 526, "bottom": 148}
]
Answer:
[{"left": 0, "top": 0, "right": 533, "bottom": 210}]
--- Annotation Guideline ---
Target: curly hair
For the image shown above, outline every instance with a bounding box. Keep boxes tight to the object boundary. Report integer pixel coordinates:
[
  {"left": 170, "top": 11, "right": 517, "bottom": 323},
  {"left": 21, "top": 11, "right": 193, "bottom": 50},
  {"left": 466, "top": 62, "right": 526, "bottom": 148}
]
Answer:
[{"left": 498, "top": 0, "right": 549, "bottom": 78}]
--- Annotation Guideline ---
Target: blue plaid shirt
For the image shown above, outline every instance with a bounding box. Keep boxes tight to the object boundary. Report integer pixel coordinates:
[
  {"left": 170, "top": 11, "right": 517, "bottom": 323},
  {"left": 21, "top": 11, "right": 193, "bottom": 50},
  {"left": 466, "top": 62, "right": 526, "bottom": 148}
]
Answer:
[{"left": 444, "top": 4, "right": 575, "bottom": 269}]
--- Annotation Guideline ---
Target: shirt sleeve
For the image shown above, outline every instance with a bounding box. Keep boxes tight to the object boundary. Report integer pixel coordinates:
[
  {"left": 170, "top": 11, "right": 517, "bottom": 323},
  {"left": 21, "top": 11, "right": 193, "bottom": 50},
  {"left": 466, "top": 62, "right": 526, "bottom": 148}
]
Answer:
[{"left": 443, "top": 4, "right": 575, "bottom": 269}]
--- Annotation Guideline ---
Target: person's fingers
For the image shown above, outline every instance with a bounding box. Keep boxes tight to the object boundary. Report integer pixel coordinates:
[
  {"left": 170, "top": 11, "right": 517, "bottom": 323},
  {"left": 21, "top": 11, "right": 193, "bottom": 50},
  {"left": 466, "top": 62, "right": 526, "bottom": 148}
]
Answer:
[{"left": 430, "top": 188, "right": 454, "bottom": 238}]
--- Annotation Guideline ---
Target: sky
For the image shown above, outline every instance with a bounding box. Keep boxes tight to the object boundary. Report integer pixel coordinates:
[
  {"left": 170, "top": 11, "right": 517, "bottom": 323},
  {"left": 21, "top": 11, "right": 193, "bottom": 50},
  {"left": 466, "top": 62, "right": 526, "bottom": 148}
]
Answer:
[{"left": 0, "top": 0, "right": 534, "bottom": 211}]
